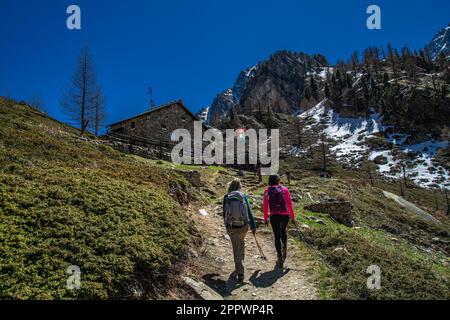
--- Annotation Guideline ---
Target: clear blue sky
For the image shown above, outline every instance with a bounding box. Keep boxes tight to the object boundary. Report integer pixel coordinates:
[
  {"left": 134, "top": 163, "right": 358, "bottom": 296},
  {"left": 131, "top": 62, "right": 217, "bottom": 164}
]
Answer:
[{"left": 0, "top": 0, "right": 448, "bottom": 129}]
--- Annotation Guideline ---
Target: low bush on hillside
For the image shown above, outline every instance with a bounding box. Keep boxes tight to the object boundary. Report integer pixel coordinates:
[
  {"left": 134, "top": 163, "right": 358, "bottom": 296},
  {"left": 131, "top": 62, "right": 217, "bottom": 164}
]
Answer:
[
  {"left": 0, "top": 100, "right": 192, "bottom": 299},
  {"left": 306, "top": 222, "right": 449, "bottom": 299}
]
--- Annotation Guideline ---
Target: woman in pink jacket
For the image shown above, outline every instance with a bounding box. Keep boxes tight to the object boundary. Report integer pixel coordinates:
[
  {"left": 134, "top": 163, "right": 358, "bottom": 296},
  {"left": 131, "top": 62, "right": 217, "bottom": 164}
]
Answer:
[{"left": 263, "top": 174, "right": 295, "bottom": 268}]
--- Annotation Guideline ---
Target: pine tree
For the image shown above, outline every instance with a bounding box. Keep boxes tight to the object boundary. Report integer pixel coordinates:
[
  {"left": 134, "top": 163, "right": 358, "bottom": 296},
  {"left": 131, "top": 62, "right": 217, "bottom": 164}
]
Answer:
[
  {"left": 383, "top": 72, "right": 390, "bottom": 89},
  {"left": 380, "top": 46, "right": 386, "bottom": 61},
  {"left": 362, "top": 77, "right": 370, "bottom": 104},
  {"left": 304, "top": 87, "right": 311, "bottom": 100},
  {"left": 423, "top": 48, "right": 433, "bottom": 70},
  {"left": 324, "top": 82, "right": 330, "bottom": 98},
  {"left": 441, "top": 84, "right": 448, "bottom": 98},
  {"left": 346, "top": 73, "right": 353, "bottom": 89},
  {"left": 372, "top": 47, "right": 380, "bottom": 73},
  {"left": 310, "top": 76, "right": 318, "bottom": 100},
  {"left": 394, "top": 48, "right": 401, "bottom": 69},
  {"left": 350, "top": 51, "right": 359, "bottom": 72},
  {"left": 436, "top": 52, "right": 448, "bottom": 71}
]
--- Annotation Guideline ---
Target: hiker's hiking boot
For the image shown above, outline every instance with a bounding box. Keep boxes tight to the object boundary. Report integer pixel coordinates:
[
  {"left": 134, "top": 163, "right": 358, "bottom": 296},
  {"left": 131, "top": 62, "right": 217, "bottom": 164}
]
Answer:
[{"left": 237, "top": 274, "right": 245, "bottom": 282}]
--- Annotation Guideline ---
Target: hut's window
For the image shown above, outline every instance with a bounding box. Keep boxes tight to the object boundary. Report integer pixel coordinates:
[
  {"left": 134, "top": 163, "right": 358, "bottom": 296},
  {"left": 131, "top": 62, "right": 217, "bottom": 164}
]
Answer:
[{"left": 131, "top": 121, "right": 136, "bottom": 129}]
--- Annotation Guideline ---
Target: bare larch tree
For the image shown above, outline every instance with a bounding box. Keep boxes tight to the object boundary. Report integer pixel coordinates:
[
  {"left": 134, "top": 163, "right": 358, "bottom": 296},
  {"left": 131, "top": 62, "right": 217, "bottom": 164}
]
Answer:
[
  {"left": 91, "top": 87, "right": 107, "bottom": 136},
  {"left": 29, "top": 95, "right": 46, "bottom": 113},
  {"left": 60, "top": 45, "right": 98, "bottom": 136}
]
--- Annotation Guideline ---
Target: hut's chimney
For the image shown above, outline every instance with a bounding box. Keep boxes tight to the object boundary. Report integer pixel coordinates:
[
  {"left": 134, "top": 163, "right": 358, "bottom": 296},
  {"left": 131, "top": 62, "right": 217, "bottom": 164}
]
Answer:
[{"left": 147, "top": 86, "right": 155, "bottom": 110}]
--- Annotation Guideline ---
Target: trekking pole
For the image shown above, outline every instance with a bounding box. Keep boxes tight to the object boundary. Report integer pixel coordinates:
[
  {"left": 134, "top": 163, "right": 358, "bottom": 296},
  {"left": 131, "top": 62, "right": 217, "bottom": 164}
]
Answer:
[{"left": 253, "top": 233, "right": 267, "bottom": 260}]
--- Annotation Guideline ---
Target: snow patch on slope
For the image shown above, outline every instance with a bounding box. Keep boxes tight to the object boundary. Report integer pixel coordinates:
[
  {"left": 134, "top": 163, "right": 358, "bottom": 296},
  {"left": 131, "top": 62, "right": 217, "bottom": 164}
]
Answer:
[
  {"left": 425, "top": 24, "right": 450, "bottom": 60},
  {"left": 298, "top": 100, "right": 383, "bottom": 166},
  {"left": 294, "top": 100, "right": 449, "bottom": 189},
  {"left": 324, "top": 108, "right": 383, "bottom": 164},
  {"left": 369, "top": 140, "right": 449, "bottom": 189},
  {"left": 196, "top": 106, "right": 210, "bottom": 123},
  {"left": 307, "top": 67, "right": 334, "bottom": 80}
]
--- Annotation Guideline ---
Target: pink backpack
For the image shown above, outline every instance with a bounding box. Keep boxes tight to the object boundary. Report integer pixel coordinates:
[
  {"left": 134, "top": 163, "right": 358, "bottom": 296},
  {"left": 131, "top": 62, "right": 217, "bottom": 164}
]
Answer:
[{"left": 268, "top": 186, "right": 287, "bottom": 214}]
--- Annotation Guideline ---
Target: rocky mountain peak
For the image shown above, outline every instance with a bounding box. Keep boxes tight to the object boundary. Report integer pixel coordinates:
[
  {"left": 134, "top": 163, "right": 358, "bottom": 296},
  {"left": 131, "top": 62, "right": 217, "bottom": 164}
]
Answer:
[
  {"left": 207, "top": 50, "right": 328, "bottom": 125},
  {"left": 238, "top": 50, "right": 327, "bottom": 115},
  {"left": 425, "top": 23, "right": 450, "bottom": 60},
  {"left": 207, "top": 66, "right": 257, "bottom": 126},
  {"left": 200, "top": 25, "right": 450, "bottom": 190}
]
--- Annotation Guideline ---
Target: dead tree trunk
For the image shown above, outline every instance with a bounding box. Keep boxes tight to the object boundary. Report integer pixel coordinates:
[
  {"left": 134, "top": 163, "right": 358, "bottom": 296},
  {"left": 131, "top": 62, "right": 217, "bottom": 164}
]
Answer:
[
  {"left": 80, "top": 55, "right": 88, "bottom": 136},
  {"left": 445, "top": 188, "right": 450, "bottom": 216},
  {"left": 433, "top": 189, "right": 439, "bottom": 211},
  {"left": 367, "top": 161, "right": 374, "bottom": 187},
  {"left": 296, "top": 120, "right": 302, "bottom": 147},
  {"left": 399, "top": 180, "right": 405, "bottom": 197},
  {"left": 321, "top": 134, "right": 327, "bottom": 173},
  {"left": 307, "top": 139, "right": 313, "bottom": 157},
  {"left": 60, "top": 45, "right": 100, "bottom": 136},
  {"left": 401, "top": 162, "right": 408, "bottom": 188},
  {"left": 322, "top": 143, "right": 327, "bottom": 172}
]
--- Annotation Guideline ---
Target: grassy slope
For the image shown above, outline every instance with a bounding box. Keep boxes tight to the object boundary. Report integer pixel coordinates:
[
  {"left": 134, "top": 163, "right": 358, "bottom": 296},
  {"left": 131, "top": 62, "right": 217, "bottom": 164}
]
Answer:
[{"left": 0, "top": 99, "right": 196, "bottom": 299}]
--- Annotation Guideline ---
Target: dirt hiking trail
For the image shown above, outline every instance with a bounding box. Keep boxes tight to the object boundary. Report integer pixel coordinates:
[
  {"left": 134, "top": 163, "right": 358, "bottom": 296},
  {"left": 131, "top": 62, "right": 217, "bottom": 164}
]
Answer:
[{"left": 184, "top": 176, "right": 319, "bottom": 300}]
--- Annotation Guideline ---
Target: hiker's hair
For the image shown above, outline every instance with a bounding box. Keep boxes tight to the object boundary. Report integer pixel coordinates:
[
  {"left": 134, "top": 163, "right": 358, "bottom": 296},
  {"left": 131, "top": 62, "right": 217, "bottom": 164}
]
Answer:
[
  {"left": 269, "top": 174, "right": 280, "bottom": 186},
  {"left": 228, "top": 179, "right": 242, "bottom": 193}
]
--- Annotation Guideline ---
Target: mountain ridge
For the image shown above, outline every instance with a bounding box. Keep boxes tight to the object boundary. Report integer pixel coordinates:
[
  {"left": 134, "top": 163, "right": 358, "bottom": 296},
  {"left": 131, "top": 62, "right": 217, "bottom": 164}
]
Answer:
[
  {"left": 425, "top": 23, "right": 450, "bottom": 60},
  {"left": 201, "top": 24, "right": 450, "bottom": 190}
]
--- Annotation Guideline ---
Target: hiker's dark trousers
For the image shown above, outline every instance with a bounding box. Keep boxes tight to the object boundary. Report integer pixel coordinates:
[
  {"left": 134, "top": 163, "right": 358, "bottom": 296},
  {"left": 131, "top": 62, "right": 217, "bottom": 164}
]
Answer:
[{"left": 270, "top": 214, "right": 290, "bottom": 257}]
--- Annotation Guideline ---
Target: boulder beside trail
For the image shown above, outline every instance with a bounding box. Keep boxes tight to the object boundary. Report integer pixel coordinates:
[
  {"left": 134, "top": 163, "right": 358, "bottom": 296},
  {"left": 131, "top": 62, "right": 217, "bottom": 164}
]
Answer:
[
  {"left": 304, "top": 201, "right": 354, "bottom": 227},
  {"left": 182, "top": 277, "right": 223, "bottom": 300},
  {"left": 288, "top": 224, "right": 311, "bottom": 237},
  {"left": 382, "top": 190, "right": 438, "bottom": 223}
]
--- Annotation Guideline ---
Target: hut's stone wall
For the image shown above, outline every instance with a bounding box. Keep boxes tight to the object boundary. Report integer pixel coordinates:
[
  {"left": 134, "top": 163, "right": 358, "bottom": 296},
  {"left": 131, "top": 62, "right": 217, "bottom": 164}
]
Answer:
[{"left": 109, "top": 102, "right": 198, "bottom": 142}]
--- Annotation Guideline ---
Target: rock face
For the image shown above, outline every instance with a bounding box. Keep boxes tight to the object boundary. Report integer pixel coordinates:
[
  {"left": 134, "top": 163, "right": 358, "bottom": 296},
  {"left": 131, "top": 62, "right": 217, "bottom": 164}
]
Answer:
[
  {"left": 425, "top": 24, "right": 450, "bottom": 60},
  {"left": 304, "top": 201, "right": 354, "bottom": 227},
  {"left": 209, "top": 89, "right": 235, "bottom": 126},
  {"left": 208, "top": 51, "right": 328, "bottom": 124},
  {"left": 202, "top": 26, "right": 450, "bottom": 190},
  {"left": 239, "top": 51, "right": 326, "bottom": 115},
  {"left": 208, "top": 66, "right": 257, "bottom": 126}
]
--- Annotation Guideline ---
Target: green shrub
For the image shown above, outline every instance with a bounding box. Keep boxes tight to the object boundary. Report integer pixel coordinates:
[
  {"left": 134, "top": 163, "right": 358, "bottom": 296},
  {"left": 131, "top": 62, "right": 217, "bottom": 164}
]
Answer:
[{"left": 0, "top": 100, "right": 191, "bottom": 299}]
